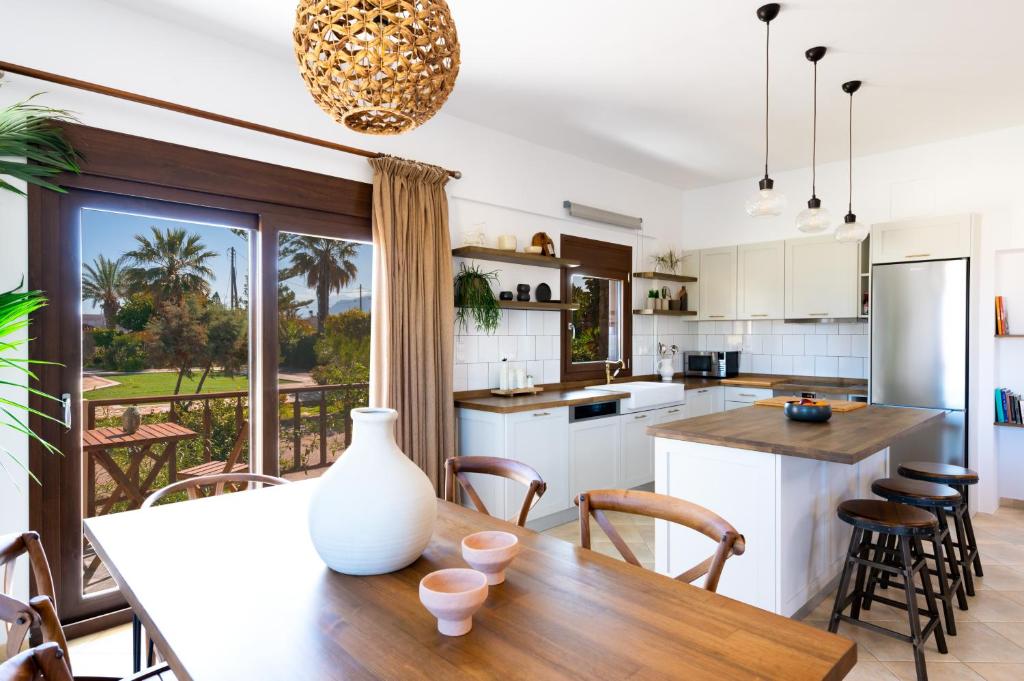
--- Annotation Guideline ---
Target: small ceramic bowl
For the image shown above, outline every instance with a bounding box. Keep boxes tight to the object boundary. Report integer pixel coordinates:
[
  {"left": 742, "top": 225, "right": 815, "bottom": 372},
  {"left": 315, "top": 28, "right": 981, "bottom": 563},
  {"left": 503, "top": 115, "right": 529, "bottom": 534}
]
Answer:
[
  {"left": 523, "top": 245, "right": 544, "bottom": 254},
  {"left": 461, "top": 531, "right": 520, "bottom": 585},
  {"left": 783, "top": 400, "right": 833, "bottom": 423},
  {"left": 418, "top": 568, "right": 489, "bottom": 636}
]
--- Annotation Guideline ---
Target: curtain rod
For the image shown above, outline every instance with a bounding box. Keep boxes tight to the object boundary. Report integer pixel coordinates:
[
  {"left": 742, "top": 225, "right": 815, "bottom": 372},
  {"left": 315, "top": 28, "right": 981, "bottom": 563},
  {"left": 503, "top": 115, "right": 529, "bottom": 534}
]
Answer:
[{"left": 0, "top": 60, "right": 463, "bottom": 180}]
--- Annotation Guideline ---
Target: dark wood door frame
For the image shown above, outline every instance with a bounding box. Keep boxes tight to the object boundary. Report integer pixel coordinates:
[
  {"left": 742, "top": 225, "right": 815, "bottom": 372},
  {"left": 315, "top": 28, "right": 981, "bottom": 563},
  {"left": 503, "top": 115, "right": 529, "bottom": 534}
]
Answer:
[{"left": 27, "top": 123, "right": 372, "bottom": 631}]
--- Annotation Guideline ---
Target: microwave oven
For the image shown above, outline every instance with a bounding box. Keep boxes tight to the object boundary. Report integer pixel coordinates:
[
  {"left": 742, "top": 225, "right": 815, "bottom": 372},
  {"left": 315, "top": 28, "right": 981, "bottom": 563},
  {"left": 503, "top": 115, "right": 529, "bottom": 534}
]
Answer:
[{"left": 683, "top": 351, "right": 739, "bottom": 378}]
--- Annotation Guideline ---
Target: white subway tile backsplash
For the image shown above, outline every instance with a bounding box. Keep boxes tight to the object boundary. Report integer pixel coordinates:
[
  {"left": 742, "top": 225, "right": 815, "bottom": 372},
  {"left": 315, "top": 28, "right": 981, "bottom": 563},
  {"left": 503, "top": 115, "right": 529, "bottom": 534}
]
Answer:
[
  {"left": 772, "top": 355, "right": 794, "bottom": 374},
  {"left": 516, "top": 336, "right": 535, "bottom": 361},
  {"left": 487, "top": 362, "right": 502, "bottom": 388},
  {"left": 499, "top": 335, "right": 518, "bottom": 360},
  {"left": 792, "top": 356, "right": 815, "bottom": 376},
  {"left": 753, "top": 354, "right": 773, "bottom": 373},
  {"left": 751, "top": 320, "right": 773, "bottom": 334},
  {"left": 742, "top": 334, "right": 763, "bottom": 354},
  {"left": 527, "top": 360, "right": 544, "bottom": 383},
  {"left": 535, "top": 335, "right": 555, "bottom": 360},
  {"left": 725, "top": 334, "right": 744, "bottom": 351},
  {"left": 467, "top": 363, "right": 489, "bottom": 390},
  {"left": 837, "top": 357, "right": 864, "bottom": 379},
  {"left": 543, "top": 359, "right": 561, "bottom": 384},
  {"left": 543, "top": 311, "right": 561, "bottom": 336},
  {"left": 739, "top": 354, "right": 752, "bottom": 373},
  {"left": 783, "top": 335, "right": 804, "bottom": 356},
  {"left": 764, "top": 334, "right": 784, "bottom": 355},
  {"left": 477, "top": 335, "right": 500, "bottom": 362},
  {"left": 715, "top": 321, "right": 734, "bottom": 334},
  {"left": 815, "top": 323, "right": 838, "bottom": 335},
  {"left": 698, "top": 321, "right": 716, "bottom": 335},
  {"left": 453, "top": 364, "right": 468, "bottom": 392},
  {"left": 851, "top": 334, "right": 869, "bottom": 358},
  {"left": 773, "top": 320, "right": 805, "bottom": 334},
  {"left": 804, "top": 334, "right": 828, "bottom": 356},
  {"left": 839, "top": 322, "right": 867, "bottom": 335},
  {"left": 814, "top": 356, "right": 839, "bottom": 377},
  {"left": 455, "top": 336, "right": 478, "bottom": 364},
  {"left": 526, "top": 310, "right": 545, "bottom": 336},
  {"left": 634, "top": 356, "right": 655, "bottom": 375},
  {"left": 507, "top": 309, "right": 526, "bottom": 335},
  {"left": 827, "top": 334, "right": 852, "bottom": 357},
  {"left": 705, "top": 334, "right": 725, "bottom": 351}
]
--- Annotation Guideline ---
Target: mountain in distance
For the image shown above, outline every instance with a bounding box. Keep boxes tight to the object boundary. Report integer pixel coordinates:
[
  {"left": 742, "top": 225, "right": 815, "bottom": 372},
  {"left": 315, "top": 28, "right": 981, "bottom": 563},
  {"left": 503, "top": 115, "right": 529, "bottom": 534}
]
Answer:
[{"left": 328, "top": 294, "right": 372, "bottom": 315}]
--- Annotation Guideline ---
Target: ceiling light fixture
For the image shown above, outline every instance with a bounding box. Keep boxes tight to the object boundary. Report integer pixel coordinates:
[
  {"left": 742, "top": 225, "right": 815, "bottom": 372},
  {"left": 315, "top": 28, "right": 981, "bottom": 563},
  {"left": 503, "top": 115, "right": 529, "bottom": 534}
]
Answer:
[
  {"left": 795, "top": 46, "right": 831, "bottom": 233},
  {"left": 745, "top": 3, "right": 786, "bottom": 217},
  {"left": 293, "top": 0, "right": 461, "bottom": 136},
  {"left": 835, "top": 80, "right": 868, "bottom": 242}
]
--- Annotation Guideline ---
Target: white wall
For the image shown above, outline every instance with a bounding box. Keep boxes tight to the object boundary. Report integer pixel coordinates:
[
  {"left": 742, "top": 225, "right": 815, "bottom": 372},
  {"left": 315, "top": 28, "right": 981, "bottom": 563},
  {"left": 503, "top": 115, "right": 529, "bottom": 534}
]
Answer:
[
  {"left": 679, "top": 124, "right": 1024, "bottom": 513},
  {"left": 0, "top": 0, "right": 686, "bottom": 555}
]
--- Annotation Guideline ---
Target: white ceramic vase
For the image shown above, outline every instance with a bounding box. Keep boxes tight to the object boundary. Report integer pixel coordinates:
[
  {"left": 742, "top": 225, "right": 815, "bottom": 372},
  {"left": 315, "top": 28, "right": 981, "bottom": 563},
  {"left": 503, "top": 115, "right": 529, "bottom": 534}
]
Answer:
[
  {"left": 658, "top": 357, "right": 675, "bottom": 382},
  {"left": 308, "top": 408, "right": 437, "bottom": 575}
]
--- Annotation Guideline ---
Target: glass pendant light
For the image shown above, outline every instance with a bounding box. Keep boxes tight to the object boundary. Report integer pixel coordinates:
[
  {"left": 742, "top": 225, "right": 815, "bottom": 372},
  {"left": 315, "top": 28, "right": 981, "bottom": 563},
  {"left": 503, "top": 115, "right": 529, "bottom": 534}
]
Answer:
[
  {"left": 835, "top": 80, "right": 869, "bottom": 242},
  {"left": 796, "top": 46, "right": 831, "bottom": 233},
  {"left": 746, "top": 4, "right": 786, "bottom": 217}
]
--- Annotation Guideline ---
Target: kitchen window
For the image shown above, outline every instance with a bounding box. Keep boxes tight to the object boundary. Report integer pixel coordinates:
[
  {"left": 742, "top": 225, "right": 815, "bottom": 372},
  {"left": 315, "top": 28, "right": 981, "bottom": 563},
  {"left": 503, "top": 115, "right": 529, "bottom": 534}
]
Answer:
[{"left": 560, "top": 235, "right": 632, "bottom": 381}]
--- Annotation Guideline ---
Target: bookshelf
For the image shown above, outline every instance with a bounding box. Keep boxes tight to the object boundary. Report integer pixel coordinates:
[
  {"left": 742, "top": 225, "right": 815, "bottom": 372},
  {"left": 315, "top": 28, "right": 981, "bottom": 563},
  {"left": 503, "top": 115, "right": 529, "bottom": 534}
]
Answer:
[{"left": 995, "top": 250, "right": 1024, "bottom": 432}]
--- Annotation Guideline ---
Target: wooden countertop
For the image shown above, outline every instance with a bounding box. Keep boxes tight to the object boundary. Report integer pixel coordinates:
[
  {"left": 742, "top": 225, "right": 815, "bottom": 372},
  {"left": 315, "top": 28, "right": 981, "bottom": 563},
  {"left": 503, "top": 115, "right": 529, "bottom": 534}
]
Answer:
[
  {"left": 648, "top": 405, "right": 944, "bottom": 465},
  {"left": 455, "top": 388, "right": 631, "bottom": 414},
  {"left": 85, "top": 482, "right": 857, "bottom": 680}
]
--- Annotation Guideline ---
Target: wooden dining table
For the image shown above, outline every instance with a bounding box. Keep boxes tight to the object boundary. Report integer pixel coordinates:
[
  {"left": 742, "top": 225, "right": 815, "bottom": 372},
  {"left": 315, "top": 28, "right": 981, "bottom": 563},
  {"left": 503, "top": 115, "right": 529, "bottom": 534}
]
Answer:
[{"left": 84, "top": 481, "right": 856, "bottom": 680}]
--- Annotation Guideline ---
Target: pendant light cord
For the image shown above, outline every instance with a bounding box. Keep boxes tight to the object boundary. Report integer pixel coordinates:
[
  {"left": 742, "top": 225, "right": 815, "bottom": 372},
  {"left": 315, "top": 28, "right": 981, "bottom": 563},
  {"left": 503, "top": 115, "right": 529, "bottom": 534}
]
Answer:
[
  {"left": 811, "top": 60, "right": 818, "bottom": 199},
  {"left": 763, "top": 21, "right": 770, "bottom": 180},
  {"left": 848, "top": 91, "right": 853, "bottom": 213}
]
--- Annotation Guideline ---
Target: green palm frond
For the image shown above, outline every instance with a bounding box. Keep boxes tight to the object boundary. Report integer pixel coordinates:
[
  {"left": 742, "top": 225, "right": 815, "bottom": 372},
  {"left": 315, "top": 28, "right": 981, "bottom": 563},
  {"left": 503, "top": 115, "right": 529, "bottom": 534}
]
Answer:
[{"left": 0, "top": 93, "right": 81, "bottom": 195}]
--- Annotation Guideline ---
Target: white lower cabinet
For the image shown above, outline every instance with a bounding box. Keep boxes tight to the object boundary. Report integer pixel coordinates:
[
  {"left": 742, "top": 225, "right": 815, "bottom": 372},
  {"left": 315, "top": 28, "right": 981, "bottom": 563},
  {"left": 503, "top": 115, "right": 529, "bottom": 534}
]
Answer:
[
  {"left": 619, "top": 403, "right": 687, "bottom": 490},
  {"left": 723, "top": 386, "right": 771, "bottom": 412},
  {"left": 685, "top": 386, "right": 724, "bottom": 417},
  {"left": 455, "top": 407, "right": 569, "bottom": 524},
  {"left": 569, "top": 416, "right": 621, "bottom": 504}
]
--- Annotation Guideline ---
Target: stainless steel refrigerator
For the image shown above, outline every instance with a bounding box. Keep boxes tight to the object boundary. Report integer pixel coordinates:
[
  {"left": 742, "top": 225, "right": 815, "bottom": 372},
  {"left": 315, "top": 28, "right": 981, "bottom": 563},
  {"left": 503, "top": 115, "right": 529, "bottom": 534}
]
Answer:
[{"left": 871, "top": 258, "right": 969, "bottom": 473}]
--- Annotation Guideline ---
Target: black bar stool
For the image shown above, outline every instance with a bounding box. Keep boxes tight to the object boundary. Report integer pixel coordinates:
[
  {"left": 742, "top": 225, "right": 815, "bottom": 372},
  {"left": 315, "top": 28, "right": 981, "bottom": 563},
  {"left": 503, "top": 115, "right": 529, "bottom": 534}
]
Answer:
[
  {"left": 869, "top": 477, "right": 968, "bottom": 636},
  {"left": 830, "top": 499, "right": 947, "bottom": 681},
  {"left": 898, "top": 461, "right": 983, "bottom": 596}
]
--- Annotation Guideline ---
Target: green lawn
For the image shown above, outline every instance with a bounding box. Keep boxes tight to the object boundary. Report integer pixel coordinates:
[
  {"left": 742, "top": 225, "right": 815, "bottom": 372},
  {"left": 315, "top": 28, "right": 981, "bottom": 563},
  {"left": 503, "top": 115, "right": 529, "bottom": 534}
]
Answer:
[{"left": 85, "top": 371, "right": 292, "bottom": 400}]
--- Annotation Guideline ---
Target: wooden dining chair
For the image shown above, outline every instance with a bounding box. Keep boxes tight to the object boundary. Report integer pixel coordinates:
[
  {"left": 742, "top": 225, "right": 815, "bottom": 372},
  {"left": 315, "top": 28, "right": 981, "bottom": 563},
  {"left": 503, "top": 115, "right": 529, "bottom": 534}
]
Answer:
[
  {"left": 175, "top": 421, "right": 250, "bottom": 484},
  {"left": 0, "top": 642, "right": 74, "bottom": 681},
  {"left": 142, "top": 472, "right": 288, "bottom": 508},
  {"left": 575, "top": 489, "right": 746, "bottom": 593},
  {"left": 444, "top": 456, "right": 547, "bottom": 527}
]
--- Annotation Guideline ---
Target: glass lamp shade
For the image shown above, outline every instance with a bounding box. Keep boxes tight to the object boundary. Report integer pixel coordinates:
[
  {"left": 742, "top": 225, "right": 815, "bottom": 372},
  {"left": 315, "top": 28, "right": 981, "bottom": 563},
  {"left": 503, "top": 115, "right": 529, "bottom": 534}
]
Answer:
[
  {"left": 795, "top": 198, "right": 831, "bottom": 233},
  {"left": 834, "top": 212, "right": 869, "bottom": 242},
  {"left": 745, "top": 178, "right": 786, "bottom": 217}
]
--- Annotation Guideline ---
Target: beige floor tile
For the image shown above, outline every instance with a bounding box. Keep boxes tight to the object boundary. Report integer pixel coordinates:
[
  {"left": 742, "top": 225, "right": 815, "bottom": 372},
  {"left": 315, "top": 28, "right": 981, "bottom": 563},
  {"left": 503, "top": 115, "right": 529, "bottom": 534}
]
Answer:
[
  {"left": 965, "top": 662, "right": 1024, "bottom": 681},
  {"left": 845, "top": 660, "right": 900, "bottom": 680},
  {"left": 884, "top": 661, "right": 984, "bottom": 680},
  {"left": 983, "top": 622, "right": 1024, "bottom": 648},
  {"left": 976, "top": 541, "right": 1024, "bottom": 567},
  {"left": 963, "top": 590, "right": 1024, "bottom": 623},
  {"left": 941, "top": 623, "right": 1024, "bottom": 664},
  {"left": 973, "top": 565, "right": 1024, "bottom": 592},
  {"left": 832, "top": 621, "right": 955, "bottom": 663}
]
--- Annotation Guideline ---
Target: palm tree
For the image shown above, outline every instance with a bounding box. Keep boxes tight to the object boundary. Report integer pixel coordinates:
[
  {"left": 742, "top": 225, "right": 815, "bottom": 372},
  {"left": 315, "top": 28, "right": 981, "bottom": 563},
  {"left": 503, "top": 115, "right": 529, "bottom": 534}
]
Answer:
[
  {"left": 0, "top": 94, "right": 81, "bottom": 196},
  {"left": 82, "top": 255, "right": 127, "bottom": 328},
  {"left": 125, "top": 227, "right": 217, "bottom": 303},
  {"left": 280, "top": 236, "right": 359, "bottom": 334}
]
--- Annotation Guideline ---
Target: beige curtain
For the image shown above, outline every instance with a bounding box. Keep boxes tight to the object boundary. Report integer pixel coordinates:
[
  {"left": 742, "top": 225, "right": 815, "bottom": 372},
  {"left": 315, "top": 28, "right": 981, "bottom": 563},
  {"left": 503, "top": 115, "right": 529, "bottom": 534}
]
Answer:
[{"left": 368, "top": 155, "right": 455, "bottom": 494}]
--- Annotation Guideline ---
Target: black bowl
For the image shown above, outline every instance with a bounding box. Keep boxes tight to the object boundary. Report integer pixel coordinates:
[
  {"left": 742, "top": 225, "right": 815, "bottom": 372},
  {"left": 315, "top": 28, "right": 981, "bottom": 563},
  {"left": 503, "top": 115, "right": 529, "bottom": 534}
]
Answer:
[{"left": 783, "top": 400, "right": 833, "bottom": 423}]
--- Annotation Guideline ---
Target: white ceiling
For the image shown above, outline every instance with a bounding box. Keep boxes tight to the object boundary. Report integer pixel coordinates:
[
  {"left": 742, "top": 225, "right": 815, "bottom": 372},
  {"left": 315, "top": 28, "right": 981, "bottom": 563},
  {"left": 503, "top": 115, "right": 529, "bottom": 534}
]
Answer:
[{"left": 103, "top": 0, "right": 1024, "bottom": 189}]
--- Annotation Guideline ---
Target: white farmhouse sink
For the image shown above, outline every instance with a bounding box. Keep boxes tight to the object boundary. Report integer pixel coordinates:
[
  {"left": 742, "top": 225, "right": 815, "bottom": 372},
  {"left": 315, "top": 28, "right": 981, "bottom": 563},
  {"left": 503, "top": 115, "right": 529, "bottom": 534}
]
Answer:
[{"left": 585, "top": 381, "right": 685, "bottom": 412}]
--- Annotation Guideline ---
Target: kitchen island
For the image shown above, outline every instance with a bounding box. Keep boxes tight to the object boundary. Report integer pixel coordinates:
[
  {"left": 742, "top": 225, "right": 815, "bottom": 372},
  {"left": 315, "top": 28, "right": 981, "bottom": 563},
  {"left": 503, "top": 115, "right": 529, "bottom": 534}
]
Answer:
[{"left": 647, "top": 405, "right": 943, "bottom": 616}]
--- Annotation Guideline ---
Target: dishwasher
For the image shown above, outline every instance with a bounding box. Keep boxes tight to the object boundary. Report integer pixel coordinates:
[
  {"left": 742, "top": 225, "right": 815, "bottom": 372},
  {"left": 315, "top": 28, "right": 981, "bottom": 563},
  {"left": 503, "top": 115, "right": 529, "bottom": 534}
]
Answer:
[{"left": 568, "top": 400, "right": 621, "bottom": 503}]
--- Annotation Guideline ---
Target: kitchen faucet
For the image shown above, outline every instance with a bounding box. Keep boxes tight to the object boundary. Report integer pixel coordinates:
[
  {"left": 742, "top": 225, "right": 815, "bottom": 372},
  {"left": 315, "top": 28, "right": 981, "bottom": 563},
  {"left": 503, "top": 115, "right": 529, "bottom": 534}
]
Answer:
[{"left": 604, "top": 358, "right": 626, "bottom": 384}]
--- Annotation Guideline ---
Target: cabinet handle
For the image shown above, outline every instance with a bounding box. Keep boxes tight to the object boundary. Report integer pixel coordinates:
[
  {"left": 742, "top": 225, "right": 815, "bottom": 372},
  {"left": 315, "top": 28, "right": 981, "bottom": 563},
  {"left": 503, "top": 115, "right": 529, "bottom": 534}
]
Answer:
[
  {"left": 809, "top": 312, "right": 829, "bottom": 316},
  {"left": 532, "top": 412, "right": 551, "bottom": 417},
  {"left": 751, "top": 314, "right": 768, "bottom": 317},
  {"left": 667, "top": 408, "right": 680, "bottom": 414},
  {"left": 697, "top": 389, "right": 708, "bottom": 393},
  {"left": 905, "top": 253, "right": 931, "bottom": 258},
  {"left": 634, "top": 414, "right": 648, "bottom": 420},
  {"left": 709, "top": 315, "right": 725, "bottom": 318},
  {"left": 738, "top": 393, "right": 756, "bottom": 397}
]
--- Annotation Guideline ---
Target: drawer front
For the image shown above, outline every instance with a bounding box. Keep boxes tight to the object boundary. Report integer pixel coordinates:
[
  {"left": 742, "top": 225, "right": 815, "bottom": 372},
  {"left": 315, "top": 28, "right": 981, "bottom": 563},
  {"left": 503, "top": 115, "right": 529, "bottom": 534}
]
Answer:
[{"left": 723, "top": 387, "right": 773, "bottom": 403}]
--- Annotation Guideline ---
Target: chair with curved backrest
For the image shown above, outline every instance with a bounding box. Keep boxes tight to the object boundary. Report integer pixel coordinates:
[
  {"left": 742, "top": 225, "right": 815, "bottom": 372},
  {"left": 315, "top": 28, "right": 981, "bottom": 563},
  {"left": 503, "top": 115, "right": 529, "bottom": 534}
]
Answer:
[
  {"left": 575, "top": 489, "right": 746, "bottom": 593},
  {"left": 444, "top": 456, "right": 547, "bottom": 527},
  {"left": 141, "top": 472, "right": 288, "bottom": 508},
  {"left": 0, "top": 642, "right": 74, "bottom": 681}
]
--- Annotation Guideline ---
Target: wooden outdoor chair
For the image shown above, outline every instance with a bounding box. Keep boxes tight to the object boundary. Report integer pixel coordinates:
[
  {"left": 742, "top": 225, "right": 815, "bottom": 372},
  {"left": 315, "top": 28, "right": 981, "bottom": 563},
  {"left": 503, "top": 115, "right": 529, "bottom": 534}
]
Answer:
[
  {"left": 0, "top": 532, "right": 172, "bottom": 681},
  {"left": 575, "top": 489, "right": 746, "bottom": 593},
  {"left": 175, "top": 422, "right": 250, "bottom": 495},
  {"left": 444, "top": 456, "right": 547, "bottom": 527}
]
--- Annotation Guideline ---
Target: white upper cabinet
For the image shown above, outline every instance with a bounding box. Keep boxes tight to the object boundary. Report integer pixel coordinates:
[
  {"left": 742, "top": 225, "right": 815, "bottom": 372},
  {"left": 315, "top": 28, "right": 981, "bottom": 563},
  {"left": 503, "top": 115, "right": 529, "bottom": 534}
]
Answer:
[
  {"left": 698, "top": 246, "right": 737, "bottom": 321},
  {"left": 785, "top": 236, "right": 859, "bottom": 319},
  {"left": 871, "top": 214, "right": 974, "bottom": 264},
  {"left": 737, "top": 241, "right": 785, "bottom": 320}
]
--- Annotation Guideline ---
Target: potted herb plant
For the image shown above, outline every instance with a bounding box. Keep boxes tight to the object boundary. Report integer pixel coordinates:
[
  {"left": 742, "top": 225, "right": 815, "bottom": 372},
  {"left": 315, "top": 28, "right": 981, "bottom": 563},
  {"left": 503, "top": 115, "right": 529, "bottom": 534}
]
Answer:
[
  {"left": 650, "top": 250, "right": 682, "bottom": 275},
  {"left": 454, "top": 263, "right": 501, "bottom": 334}
]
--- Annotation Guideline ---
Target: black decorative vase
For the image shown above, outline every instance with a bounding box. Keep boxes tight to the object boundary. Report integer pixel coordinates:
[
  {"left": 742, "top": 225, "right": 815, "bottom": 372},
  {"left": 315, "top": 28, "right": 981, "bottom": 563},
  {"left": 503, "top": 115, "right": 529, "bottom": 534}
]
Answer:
[
  {"left": 535, "top": 283, "right": 552, "bottom": 302},
  {"left": 516, "top": 284, "right": 531, "bottom": 302},
  {"left": 499, "top": 291, "right": 514, "bottom": 301}
]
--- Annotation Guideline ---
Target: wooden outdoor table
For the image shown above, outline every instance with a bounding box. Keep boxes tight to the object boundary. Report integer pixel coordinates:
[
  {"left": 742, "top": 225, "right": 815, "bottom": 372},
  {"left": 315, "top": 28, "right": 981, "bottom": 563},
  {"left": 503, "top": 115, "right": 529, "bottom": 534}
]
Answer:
[
  {"left": 84, "top": 481, "right": 856, "bottom": 680},
  {"left": 82, "top": 423, "right": 198, "bottom": 517}
]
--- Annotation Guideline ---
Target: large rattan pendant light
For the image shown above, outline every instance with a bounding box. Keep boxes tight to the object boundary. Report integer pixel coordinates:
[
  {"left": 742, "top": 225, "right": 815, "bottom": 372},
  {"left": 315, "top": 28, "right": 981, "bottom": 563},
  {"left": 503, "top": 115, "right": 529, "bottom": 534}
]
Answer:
[
  {"left": 835, "top": 80, "right": 869, "bottom": 242},
  {"left": 795, "top": 46, "right": 831, "bottom": 233},
  {"left": 294, "top": 0, "right": 461, "bottom": 136},
  {"left": 746, "top": 3, "right": 786, "bottom": 217}
]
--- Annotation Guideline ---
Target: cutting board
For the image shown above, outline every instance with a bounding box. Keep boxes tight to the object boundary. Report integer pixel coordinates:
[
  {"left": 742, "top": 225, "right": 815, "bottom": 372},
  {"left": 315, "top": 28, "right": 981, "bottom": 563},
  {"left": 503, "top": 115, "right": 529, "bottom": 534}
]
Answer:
[{"left": 754, "top": 396, "right": 868, "bottom": 412}]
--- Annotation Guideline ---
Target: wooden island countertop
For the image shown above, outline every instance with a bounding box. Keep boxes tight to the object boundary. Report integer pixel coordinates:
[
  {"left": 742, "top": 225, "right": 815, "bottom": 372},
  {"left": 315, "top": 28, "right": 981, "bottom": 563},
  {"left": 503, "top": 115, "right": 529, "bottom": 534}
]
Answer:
[{"left": 648, "top": 404, "right": 943, "bottom": 465}]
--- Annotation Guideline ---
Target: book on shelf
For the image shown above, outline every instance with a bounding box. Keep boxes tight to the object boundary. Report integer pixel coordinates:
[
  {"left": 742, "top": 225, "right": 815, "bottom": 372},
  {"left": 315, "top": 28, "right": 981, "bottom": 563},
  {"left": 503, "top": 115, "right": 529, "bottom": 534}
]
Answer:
[
  {"left": 996, "top": 296, "right": 1009, "bottom": 335},
  {"left": 995, "top": 387, "right": 1023, "bottom": 425}
]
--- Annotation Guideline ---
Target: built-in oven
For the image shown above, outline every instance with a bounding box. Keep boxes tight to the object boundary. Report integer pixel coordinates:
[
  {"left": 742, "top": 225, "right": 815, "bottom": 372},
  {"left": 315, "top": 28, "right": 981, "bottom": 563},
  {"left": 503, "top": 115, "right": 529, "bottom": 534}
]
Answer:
[{"left": 683, "top": 351, "right": 739, "bottom": 378}]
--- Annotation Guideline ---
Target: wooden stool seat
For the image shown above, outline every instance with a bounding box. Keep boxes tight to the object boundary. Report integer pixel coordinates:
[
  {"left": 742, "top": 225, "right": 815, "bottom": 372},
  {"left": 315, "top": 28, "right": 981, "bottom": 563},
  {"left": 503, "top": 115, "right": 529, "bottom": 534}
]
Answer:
[
  {"left": 837, "top": 499, "right": 938, "bottom": 536},
  {"left": 178, "top": 460, "right": 247, "bottom": 479},
  {"left": 871, "top": 477, "right": 961, "bottom": 508},
  {"left": 898, "top": 461, "right": 978, "bottom": 486}
]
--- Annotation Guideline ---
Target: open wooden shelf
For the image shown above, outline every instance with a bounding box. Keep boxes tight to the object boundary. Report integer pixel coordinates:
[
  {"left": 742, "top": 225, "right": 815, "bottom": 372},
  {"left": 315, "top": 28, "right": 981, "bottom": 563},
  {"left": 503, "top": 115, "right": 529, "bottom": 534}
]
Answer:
[
  {"left": 995, "top": 421, "right": 1024, "bottom": 428},
  {"left": 995, "top": 335, "right": 1024, "bottom": 338},
  {"left": 497, "top": 300, "right": 577, "bottom": 311},
  {"left": 452, "top": 246, "right": 581, "bottom": 269},
  {"left": 633, "top": 271, "right": 698, "bottom": 283},
  {"left": 632, "top": 308, "right": 698, "bottom": 317}
]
